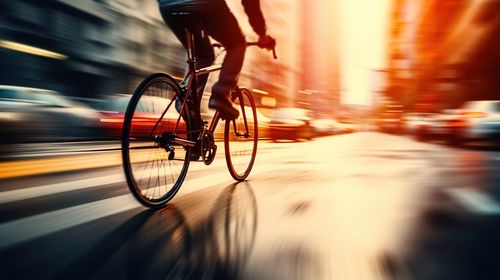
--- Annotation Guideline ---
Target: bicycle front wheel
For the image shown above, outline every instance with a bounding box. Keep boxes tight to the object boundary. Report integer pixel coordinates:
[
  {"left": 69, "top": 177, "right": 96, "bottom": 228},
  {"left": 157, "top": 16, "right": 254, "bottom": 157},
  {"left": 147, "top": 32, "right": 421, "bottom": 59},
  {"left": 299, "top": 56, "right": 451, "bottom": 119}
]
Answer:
[
  {"left": 122, "top": 73, "right": 191, "bottom": 208},
  {"left": 224, "top": 87, "right": 258, "bottom": 181}
]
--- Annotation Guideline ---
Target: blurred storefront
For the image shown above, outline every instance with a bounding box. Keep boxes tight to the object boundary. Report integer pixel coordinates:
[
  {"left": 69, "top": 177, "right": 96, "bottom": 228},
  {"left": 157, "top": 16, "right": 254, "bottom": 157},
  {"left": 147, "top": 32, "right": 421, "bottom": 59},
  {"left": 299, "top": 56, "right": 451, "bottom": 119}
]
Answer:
[
  {"left": 387, "top": 0, "right": 500, "bottom": 112},
  {"left": 0, "top": 0, "right": 184, "bottom": 98}
]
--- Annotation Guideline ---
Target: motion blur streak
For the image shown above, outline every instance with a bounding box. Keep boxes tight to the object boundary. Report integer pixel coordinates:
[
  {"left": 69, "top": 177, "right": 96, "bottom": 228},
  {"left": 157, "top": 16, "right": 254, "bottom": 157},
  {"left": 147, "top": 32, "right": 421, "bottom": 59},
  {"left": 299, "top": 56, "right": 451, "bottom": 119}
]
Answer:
[
  {"left": 1, "top": 0, "right": 500, "bottom": 279},
  {"left": 0, "top": 40, "right": 68, "bottom": 60}
]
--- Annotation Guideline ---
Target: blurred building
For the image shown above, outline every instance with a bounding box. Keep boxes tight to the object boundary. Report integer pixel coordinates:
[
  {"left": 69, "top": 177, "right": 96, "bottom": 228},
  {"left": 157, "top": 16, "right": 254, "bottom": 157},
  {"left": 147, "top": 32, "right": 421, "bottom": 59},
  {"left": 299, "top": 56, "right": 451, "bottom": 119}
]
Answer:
[
  {"left": 298, "top": 0, "right": 340, "bottom": 116},
  {"left": 388, "top": 0, "right": 500, "bottom": 112},
  {"left": 0, "top": 0, "right": 183, "bottom": 98},
  {"left": 227, "top": 0, "right": 340, "bottom": 115},
  {"left": 0, "top": 0, "right": 341, "bottom": 112},
  {"left": 225, "top": 0, "right": 301, "bottom": 110}
]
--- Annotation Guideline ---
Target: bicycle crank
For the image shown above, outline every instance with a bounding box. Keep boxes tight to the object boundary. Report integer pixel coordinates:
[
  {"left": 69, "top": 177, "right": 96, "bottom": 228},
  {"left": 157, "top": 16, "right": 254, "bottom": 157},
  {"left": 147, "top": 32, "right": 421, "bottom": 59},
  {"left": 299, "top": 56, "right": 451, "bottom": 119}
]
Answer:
[{"left": 200, "top": 131, "right": 217, "bottom": 165}]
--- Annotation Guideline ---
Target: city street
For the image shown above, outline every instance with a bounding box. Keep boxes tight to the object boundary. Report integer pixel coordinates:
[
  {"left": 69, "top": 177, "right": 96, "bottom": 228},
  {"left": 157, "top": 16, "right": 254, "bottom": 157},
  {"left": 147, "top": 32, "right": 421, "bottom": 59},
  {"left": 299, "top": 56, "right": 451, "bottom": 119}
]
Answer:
[{"left": 1, "top": 132, "right": 500, "bottom": 279}]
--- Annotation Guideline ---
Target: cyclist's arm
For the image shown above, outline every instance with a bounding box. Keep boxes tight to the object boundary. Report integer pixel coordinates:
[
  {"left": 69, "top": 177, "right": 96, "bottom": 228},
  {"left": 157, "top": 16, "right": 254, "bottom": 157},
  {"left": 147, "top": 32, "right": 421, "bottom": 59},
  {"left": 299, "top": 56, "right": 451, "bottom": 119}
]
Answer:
[{"left": 241, "top": 0, "right": 267, "bottom": 36}]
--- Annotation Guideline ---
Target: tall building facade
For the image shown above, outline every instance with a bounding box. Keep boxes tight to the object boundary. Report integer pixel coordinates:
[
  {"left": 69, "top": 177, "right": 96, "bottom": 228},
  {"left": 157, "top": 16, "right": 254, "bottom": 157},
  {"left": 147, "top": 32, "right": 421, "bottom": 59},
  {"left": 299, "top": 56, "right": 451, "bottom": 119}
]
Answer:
[
  {"left": 226, "top": 0, "right": 302, "bottom": 109},
  {"left": 388, "top": 0, "right": 500, "bottom": 111},
  {"left": 298, "top": 0, "right": 340, "bottom": 116},
  {"left": 227, "top": 0, "right": 340, "bottom": 114}
]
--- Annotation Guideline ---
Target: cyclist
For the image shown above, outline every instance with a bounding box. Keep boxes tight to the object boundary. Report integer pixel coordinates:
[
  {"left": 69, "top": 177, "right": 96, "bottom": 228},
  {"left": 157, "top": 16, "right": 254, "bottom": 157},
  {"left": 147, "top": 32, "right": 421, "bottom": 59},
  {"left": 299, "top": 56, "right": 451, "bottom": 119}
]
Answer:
[{"left": 158, "top": 0, "right": 276, "bottom": 126}]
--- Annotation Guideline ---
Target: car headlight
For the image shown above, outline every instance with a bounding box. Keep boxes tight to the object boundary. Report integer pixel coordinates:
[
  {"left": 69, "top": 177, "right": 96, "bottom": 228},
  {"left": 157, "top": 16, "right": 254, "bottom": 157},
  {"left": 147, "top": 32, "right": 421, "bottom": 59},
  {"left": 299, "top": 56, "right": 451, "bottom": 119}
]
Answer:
[{"left": 0, "top": 112, "right": 23, "bottom": 121}]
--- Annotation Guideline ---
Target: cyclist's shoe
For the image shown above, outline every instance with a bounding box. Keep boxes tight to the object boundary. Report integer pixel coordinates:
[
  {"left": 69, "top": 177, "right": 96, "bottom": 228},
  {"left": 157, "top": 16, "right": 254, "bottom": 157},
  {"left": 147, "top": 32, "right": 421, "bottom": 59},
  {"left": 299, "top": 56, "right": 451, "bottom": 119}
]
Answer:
[{"left": 208, "top": 94, "right": 239, "bottom": 120}]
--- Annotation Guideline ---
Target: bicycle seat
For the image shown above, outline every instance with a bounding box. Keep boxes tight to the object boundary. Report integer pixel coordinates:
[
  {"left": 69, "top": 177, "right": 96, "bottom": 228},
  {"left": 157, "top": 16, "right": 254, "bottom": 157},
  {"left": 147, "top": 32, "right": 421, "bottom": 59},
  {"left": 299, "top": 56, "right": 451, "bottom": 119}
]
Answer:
[
  {"left": 170, "top": 12, "right": 194, "bottom": 19},
  {"left": 169, "top": 12, "right": 203, "bottom": 31}
]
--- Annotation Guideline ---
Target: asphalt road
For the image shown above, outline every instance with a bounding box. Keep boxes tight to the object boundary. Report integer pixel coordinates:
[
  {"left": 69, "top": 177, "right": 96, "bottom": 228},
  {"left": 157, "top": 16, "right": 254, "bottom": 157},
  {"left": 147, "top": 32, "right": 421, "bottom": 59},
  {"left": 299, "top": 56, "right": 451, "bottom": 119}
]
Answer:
[{"left": 1, "top": 132, "right": 500, "bottom": 280}]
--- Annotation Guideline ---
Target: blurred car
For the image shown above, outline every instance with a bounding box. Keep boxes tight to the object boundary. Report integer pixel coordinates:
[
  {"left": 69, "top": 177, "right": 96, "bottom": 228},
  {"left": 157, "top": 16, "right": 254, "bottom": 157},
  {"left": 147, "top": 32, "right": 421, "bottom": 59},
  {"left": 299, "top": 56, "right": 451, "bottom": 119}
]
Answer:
[
  {"left": 404, "top": 112, "right": 434, "bottom": 135},
  {"left": 377, "top": 104, "right": 404, "bottom": 134},
  {"left": 0, "top": 85, "right": 101, "bottom": 143},
  {"left": 251, "top": 106, "right": 272, "bottom": 139},
  {"left": 453, "top": 100, "right": 500, "bottom": 146},
  {"left": 336, "top": 116, "right": 359, "bottom": 133},
  {"left": 415, "top": 110, "right": 462, "bottom": 143},
  {"left": 311, "top": 118, "right": 338, "bottom": 136},
  {"left": 91, "top": 94, "right": 186, "bottom": 139},
  {"left": 269, "top": 107, "right": 314, "bottom": 141}
]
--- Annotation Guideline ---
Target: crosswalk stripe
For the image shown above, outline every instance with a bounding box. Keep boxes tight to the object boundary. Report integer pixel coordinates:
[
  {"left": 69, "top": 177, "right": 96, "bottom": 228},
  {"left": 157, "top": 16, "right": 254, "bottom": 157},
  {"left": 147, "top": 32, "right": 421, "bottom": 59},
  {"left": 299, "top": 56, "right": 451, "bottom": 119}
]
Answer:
[
  {"left": 0, "top": 174, "right": 124, "bottom": 204},
  {"left": 0, "top": 194, "right": 139, "bottom": 249},
  {"left": 0, "top": 175, "right": 232, "bottom": 249},
  {"left": 0, "top": 158, "right": 288, "bottom": 249}
]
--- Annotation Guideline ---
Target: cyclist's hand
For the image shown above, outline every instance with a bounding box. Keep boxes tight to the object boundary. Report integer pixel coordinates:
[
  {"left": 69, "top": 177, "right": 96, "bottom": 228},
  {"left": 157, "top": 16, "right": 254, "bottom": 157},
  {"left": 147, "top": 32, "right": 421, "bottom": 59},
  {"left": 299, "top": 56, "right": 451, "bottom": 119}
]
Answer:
[{"left": 258, "top": 35, "right": 276, "bottom": 50}]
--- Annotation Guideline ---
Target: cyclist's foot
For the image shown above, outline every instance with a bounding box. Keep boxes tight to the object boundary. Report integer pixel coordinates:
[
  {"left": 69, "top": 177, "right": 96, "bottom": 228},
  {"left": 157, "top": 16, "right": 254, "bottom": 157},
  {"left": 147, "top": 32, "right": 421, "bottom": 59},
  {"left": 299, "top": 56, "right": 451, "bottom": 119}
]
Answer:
[{"left": 209, "top": 94, "right": 239, "bottom": 120}]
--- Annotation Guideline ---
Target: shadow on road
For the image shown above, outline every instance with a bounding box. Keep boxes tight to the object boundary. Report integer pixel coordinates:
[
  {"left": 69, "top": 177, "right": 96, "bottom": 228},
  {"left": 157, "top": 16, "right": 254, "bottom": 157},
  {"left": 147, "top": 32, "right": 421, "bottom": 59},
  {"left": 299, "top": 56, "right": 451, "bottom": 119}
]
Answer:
[
  {"left": 382, "top": 163, "right": 500, "bottom": 280},
  {"left": 1, "top": 182, "right": 258, "bottom": 280},
  {"left": 384, "top": 203, "right": 500, "bottom": 280}
]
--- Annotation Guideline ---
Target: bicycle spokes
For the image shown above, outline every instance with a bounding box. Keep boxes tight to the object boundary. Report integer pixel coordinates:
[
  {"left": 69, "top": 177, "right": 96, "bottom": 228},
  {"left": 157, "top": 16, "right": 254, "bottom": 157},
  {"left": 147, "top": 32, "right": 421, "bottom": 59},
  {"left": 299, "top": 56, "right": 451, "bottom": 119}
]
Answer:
[{"left": 122, "top": 73, "right": 191, "bottom": 207}]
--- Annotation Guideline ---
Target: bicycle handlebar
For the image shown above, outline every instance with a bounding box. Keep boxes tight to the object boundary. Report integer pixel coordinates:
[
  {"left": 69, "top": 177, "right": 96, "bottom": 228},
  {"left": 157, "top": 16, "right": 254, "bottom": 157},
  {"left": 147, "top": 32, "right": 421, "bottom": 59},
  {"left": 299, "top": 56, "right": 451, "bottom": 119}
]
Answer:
[{"left": 212, "top": 42, "right": 277, "bottom": 59}]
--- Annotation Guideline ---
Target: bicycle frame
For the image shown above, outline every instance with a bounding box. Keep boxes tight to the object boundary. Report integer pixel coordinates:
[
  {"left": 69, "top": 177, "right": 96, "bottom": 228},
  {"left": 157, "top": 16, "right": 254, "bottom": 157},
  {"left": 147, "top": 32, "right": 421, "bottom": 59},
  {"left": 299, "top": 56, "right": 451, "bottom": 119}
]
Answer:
[
  {"left": 151, "top": 28, "right": 255, "bottom": 149},
  {"left": 123, "top": 23, "right": 272, "bottom": 207},
  {"left": 181, "top": 30, "right": 223, "bottom": 136}
]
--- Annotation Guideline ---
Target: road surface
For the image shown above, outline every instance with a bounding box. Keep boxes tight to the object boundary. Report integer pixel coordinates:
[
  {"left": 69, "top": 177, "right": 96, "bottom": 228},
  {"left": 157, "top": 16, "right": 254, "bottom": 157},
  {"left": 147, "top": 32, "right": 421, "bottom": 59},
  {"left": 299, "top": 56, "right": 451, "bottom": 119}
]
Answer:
[{"left": 1, "top": 132, "right": 500, "bottom": 279}]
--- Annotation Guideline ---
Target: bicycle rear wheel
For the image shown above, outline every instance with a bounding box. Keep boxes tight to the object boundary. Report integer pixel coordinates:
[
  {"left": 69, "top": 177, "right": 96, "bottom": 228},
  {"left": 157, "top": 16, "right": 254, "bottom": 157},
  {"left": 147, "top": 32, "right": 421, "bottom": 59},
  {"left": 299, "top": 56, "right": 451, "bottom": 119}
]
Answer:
[
  {"left": 224, "top": 87, "right": 258, "bottom": 181},
  {"left": 122, "top": 73, "right": 191, "bottom": 208}
]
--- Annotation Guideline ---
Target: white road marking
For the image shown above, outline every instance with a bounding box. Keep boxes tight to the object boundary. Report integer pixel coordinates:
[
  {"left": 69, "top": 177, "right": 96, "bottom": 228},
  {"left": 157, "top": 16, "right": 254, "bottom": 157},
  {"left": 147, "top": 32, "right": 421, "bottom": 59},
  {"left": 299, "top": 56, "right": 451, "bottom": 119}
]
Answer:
[
  {"left": 0, "top": 173, "right": 232, "bottom": 249},
  {"left": 0, "top": 157, "right": 288, "bottom": 248},
  {"left": 0, "top": 194, "right": 138, "bottom": 249},
  {"left": 0, "top": 150, "right": 284, "bottom": 204},
  {"left": 0, "top": 174, "right": 124, "bottom": 204}
]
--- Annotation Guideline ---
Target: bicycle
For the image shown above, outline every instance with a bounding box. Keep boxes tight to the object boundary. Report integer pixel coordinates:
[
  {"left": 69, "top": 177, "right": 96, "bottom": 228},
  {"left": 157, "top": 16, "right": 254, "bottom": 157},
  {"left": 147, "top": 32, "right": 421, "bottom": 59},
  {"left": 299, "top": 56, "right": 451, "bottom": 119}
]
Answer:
[{"left": 121, "top": 13, "right": 277, "bottom": 208}]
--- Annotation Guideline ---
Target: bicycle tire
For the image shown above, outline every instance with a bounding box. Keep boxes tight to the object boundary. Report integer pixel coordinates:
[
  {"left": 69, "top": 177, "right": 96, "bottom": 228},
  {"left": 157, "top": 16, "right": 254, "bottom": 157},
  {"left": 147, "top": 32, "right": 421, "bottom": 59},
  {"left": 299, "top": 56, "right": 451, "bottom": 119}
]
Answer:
[
  {"left": 224, "top": 87, "right": 258, "bottom": 181},
  {"left": 122, "top": 73, "right": 191, "bottom": 208}
]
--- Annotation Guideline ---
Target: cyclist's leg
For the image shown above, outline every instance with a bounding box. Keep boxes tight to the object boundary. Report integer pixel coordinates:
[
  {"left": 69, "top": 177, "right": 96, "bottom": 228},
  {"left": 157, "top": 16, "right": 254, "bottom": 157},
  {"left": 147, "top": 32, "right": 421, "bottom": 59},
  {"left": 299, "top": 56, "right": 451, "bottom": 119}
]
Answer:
[
  {"left": 196, "top": 3, "right": 246, "bottom": 119},
  {"left": 159, "top": 7, "right": 215, "bottom": 119},
  {"left": 159, "top": 7, "right": 215, "bottom": 160}
]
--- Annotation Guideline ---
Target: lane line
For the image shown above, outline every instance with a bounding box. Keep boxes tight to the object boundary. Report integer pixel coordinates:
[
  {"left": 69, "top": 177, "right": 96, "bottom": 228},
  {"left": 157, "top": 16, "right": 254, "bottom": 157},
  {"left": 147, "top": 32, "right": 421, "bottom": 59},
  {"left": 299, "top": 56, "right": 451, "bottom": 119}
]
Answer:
[
  {"left": 0, "top": 138, "right": 285, "bottom": 179},
  {"left": 0, "top": 152, "right": 123, "bottom": 180}
]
